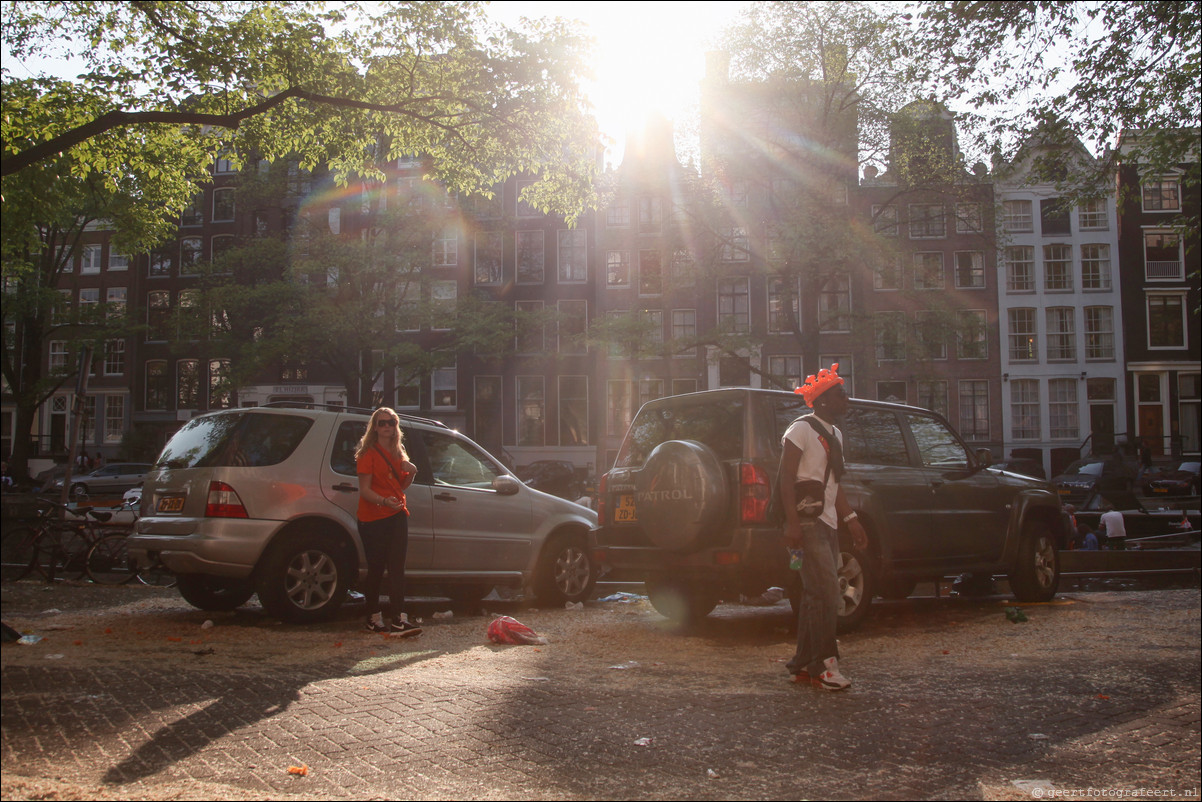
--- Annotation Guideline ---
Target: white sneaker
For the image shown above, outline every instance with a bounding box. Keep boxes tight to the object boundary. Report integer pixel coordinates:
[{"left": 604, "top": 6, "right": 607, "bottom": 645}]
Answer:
[{"left": 813, "top": 657, "right": 851, "bottom": 691}]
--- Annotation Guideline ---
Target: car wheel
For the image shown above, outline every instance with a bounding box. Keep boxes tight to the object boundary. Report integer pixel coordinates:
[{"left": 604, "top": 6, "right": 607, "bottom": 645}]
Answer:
[
  {"left": 645, "top": 578, "right": 719, "bottom": 623},
  {"left": 834, "top": 534, "right": 875, "bottom": 632},
  {"left": 533, "top": 531, "right": 596, "bottom": 604},
  {"left": 70, "top": 483, "right": 88, "bottom": 497},
  {"left": 177, "top": 573, "right": 255, "bottom": 611},
  {"left": 635, "top": 440, "right": 728, "bottom": 551},
  {"left": 1009, "top": 521, "right": 1060, "bottom": 602},
  {"left": 256, "top": 533, "right": 349, "bottom": 623}
]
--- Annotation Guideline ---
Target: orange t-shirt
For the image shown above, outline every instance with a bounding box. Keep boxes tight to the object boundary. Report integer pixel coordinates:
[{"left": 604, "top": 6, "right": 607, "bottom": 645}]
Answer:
[{"left": 356, "top": 447, "right": 412, "bottom": 522}]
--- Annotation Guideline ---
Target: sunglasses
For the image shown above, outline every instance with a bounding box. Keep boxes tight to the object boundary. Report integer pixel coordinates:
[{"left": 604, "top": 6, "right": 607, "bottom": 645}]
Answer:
[{"left": 375, "top": 419, "right": 398, "bottom": 428}]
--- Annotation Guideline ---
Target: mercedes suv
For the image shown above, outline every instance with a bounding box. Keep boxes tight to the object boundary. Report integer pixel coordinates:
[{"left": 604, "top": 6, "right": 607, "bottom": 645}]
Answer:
[
  {"left": 127, "top": 405, "right": 597, "bottom": 622},
  {"left": 593, "top": 388, "right": 1066, "bottom": 630}
]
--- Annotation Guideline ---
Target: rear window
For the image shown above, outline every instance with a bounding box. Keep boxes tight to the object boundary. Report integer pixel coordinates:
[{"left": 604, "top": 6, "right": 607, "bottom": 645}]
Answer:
[
  {"left": 156, "top": 412, "right": 313, "bottom": 469},
  {"left": 615, "top": 397, "right": 745, "bottom": 468}
]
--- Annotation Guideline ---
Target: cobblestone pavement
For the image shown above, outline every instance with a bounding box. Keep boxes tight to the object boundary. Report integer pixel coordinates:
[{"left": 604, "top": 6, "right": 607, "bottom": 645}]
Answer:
[{"left": 2, "top": 585, "right": 1199, "bottom": 801}]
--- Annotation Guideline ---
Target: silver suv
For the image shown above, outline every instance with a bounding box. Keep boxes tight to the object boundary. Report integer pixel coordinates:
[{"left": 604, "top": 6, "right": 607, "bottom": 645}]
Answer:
[{"left": 127, "top": 406, "right": 597, "bottom": 622}]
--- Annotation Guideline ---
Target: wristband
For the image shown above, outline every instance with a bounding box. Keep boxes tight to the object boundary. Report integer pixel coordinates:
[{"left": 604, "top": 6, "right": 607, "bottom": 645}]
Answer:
[{"left": 842, "top": 512, "right": 858, "bottom": 523}]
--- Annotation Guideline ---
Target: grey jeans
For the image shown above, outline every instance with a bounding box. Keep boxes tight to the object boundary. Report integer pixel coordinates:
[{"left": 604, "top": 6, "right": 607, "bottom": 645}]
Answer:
[{"left": 786, "top": 519, "right": 841, "bottom": 676}]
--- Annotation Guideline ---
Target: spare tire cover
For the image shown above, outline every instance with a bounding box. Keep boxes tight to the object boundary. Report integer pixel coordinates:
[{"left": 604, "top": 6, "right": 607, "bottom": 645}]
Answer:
[{"left": 634, "top": 440, "right": 728, "bottom": 551}]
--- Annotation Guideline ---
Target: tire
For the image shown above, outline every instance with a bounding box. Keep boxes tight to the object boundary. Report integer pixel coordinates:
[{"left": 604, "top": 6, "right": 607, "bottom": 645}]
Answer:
[
  {"left": 1, "top": 526, "right": 41, "bottom": 582},
  {"left": 30, "top": 527, "right": 90, "bottom": 581},
  {"left": 176, "top": 573, "right": 255, "bottom": 611},
  {"left": 634, "top": 440, "right": 728, "bottom": 551},
  {"left": 788, "top": 534, "right": 876, "bottom": 633},
  {"left": 533, "top": 531, "right": 596, "bottom": 604},
  {"left": 1009, "top": 521, "right": 1060, "bottom": 602},
  {"left": 86, "top": 533, "right": 137, "bottom": 584},
  {"left": 70, "top": 483, "right": 88, "bottom": 498},
  {"left": 645, "top": 578, "right": 719, "bottom": 623},
  {"left": 256, "top": 533, "right": 350, "bottom": 623}
]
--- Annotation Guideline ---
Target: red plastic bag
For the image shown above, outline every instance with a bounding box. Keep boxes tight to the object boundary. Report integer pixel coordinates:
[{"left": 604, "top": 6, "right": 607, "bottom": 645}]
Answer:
[{"left": 487, "top": 616, "right": 548, "bottom": 646}]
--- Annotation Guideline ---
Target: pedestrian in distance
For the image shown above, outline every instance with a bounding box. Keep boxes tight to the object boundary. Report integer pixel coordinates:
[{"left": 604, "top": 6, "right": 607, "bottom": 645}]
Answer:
[
  {"left": 355, "top": 408, "right": 422, "bottom": 637},
  {"left": 780, "top": 363, "right": 869, "bottom": 691}
]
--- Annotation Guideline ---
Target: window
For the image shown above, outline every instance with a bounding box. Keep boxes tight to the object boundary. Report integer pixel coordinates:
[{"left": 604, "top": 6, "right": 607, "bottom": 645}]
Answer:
[
  {"left": 558, "top": 229, "right": 587, "bottom": 282},
  {"left": 474, "top": 231, "right": 503, "bottom": 285},
  {"left": 914, "top": 311, "right": 948, "bottom": 360},
  {"left": 1005, "top": 247, "right": 1035, "bottom": 292},
  {"left": 608, "top": 381, "right": 634, "bottom": 436},
  {"left": 670, "top": 249, "right": 694, "bottom": 287},
  {"left": 1040, "top": 198, "right": 1071, "bottom": 236},
  {"left": 913, "top": 252, "right": 945, "bottom": 289},
  {"left": 1048, "top": 379, "right": 1079, "bottom": 439},
  {"left": 433, "top": 227, "right": 458, "bottom": 267},
  {"left": 954, "top": 251, "right": 985, "bottom": 288},
  {"left": 177, "top": 359, "right": 200, "bottom": 409},
  {"left": 718, "top": 277, "right": 750, "bottom": 333},
  {"left": 671, "top": 309, "right": 696, "bottom": 356},
  {"left": 640, "top": 309, "right": 664, "bottom": 350},
  {"left": 209, "top": 359, "right": 232, "bottom": 408},
  {"left": 606, "top": 197, "right": 630, "bottom": 227},
  {"left": 212, "top": 188, "right": 235, "bottom": 222},
  {"left": 1143, "top": 231, "right": 1182, "bottom": 280},
  {"left": 106, "top": 287, "right": 126, "bottom": 319},
  {"left": 109, "top": 251, "right": 129, "bottom": 271},
  {"left": 559, "top": 376, "right": 588, "bottom": 446},
  {"left": 1008, "top": 308, "right": 1038, "bottom": 361},
  {"left": 214, "top": 152, "right": 236, "bottom": 174},
  {"left": 104, "top": 396, "right": 125, "bottom": 443},
  {"left": 149, "top": 252, "right": 171, "bottom": 278},
  {"left": 841, "top": 408, "right": 910, "bottom": 466},
  {"left": 1078, "top": 198, "right": 1108, "bottom": 230},
  {"left": 1043, "top": 244, "right": 1073, "bottom": 290},
  {"left": 957, "top": 310, "right": 987, "bottom": 359},
  {"left": 1084, "top": 306, "right": 1115, "bottom": 360},
  {"left": 103, "top": 340, "right": 125, "bottom": 375},
  {"left": 211, "top": 235, "right": 234, "bottom": 265},
  {"left": 431, "top": 280, "right": 456, "bottom": 328},
  {"left": 558, "top": 300, "right": 587, "bottom": 354},
  {"left": 765, "top": 225, "right": 786, "bottom": 262},
  {"left": 432, "top": 364, "right": 456, "bottom": 408},
  {"left": 79, "top": 288, "right": 100, "bottom": 321},
  {"left": 1003, "top": 200, "right": 1033, "bottom": 233},
  {"left": 516, "top": 231, "right": 544, "bottom": 283},
  {"left": 1081, "top": 244, "right": 1112, "bottom": 289},
  {"left": 875, "top": 312, "right": 907, "bottom": 360},
  {"left": 1046, "top": 307, "right": 1076, "bottom": 361},
  {"left": 818, "top": 273, "right": 851, "bottom": 332},
  {"left": 720, "top": 227, "right": 749, "bottom": 262},
  {"left": 909, "top": 413, "right": 971, "bottom": 466},
  {"left": 606, "top": 250, "right": 630, "bottom": 287},
  {"left": 515, "top": 300, "right": 545, "bottom": 354},
  {"left": 80, "top": 244, "right": 102, "bottom": 274},
  {"left": 955, "top": 203, "right": 982, "bottom": 233},
  {"left": 768, "top": 356, "right": 802, "bottom": 389},
  {"left": 517, "top": 376, "right": 545, "bottom": 445},
  {"left": 1142, "top": 178, "right": 1180, "bottom": 212},
  {"left": 908, "top": 203, "right": 946, "bottom": 238},
  {"left": 50, "top": 341, "right": 68, "bottom": 373},
  {"left": 872, "top": 205, "right": 898, "bottom": 237},
  {"left": 421, "top": 431, "right": 504, "bottom": 489},
  {"left": 768, "top": 278, "right": 799, "bottom": 332},
  {"left": 917, "top": 380, "right": 948, "bottom": 417},
  {"left": 395, "top": 373, "right": 420, "bottom": 409},
  {"left": 146, "top": 361, "right": 168, "bottom": 410},
  {"left": 1179, "top": 374, "right": 1200, "bottom": 453},
  {"left": 873, "top": 256, "right": 902, "bottom": 291},
  {"left": 180, "top": 237, "right": 203, "bottom": 274},
  {"left": 958, "top": 380, "right": 989, "bottom": 441},
  {"left": 638, "top": 250, "right": 662, "bottom": 295},
  {"left": 638, "top": 196, "right": 662, "bottom": 233},
  {"left": 181, "top": 195, "right": 203, "bottom": 226},
  {"left": 81, "top": 395, "right": 97, "bottom": 443},
  {"left": 1148, "top": 293, "right": 1186, "bottom": 348},
  {"left": 1011, "top": 380, "right": 1041, "bottom": 439},
  {"left": 147, "top": 290, "right": 170, "bottom": 340},
  {"left": 51, "top": 289, "right": 71, "bottom": 325}
]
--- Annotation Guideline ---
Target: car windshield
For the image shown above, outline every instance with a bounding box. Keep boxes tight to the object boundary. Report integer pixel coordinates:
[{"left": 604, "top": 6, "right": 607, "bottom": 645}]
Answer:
[
  {"left": 156, "top": 412, "right": 313, "bottom": 469},
  {"left": 615, "top": 396, "right": 745, "bottom": 468},
  {"left": 1065, "top": 461, "right": 1104, "bottom": 477},
  {"left": 1178, "top": 462, "right": 1200, "bottom": 473}
]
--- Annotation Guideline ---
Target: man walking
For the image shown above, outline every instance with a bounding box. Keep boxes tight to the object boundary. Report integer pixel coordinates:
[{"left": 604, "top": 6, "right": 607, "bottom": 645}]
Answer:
[{"left": 780, "top": 364, "right": 868, "bottom": 691}]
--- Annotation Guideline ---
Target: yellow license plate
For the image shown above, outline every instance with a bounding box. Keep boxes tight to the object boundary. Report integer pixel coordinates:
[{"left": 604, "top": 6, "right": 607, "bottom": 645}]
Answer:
[
  {"left": 157, "top": 496, "right": 185, "bottom": 513},
  {"left": 614, "top": 494, "right": 638, "bottom": 523},
  {"left": 1152, "top": 488, "right": 1167, "bottom": 493}
]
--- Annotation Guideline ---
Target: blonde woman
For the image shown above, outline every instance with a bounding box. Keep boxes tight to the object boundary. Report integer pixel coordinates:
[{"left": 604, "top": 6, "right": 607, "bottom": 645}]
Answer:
[{"left": 355, "top": 408, "right": 421, "bottom": 636}]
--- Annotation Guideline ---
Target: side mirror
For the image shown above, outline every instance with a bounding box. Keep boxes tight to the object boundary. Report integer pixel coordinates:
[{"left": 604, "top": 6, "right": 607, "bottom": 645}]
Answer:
[
  {"left": 492, "top": 475, "right": 522, "bottom": 495},
  {"left": 975, "top": 449, "right": 994, "bottom": 468}
]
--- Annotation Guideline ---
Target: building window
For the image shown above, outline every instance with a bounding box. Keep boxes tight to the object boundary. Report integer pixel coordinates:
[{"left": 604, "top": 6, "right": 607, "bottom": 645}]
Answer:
[
  {"left": 515, "top": 300, "right": 545, "bottom": 354},
  {"left": 1003, "top": 200, "right": 1033, "bottom": 233},
  {"left": 875, "top": 311, "right": 907, "bottom": 360},
  {"left": 768, "top": 278, "right": 799, "bottom": 333},
  {"left": 431, "top": 280, "right": 456, "bottom": 329},
  {"left": 433, "top": 227, "right": 458, "bottom": 267},
  {"left": 638, "top": 250, "right": 662, "bottom": 295},
  {"left": 720, "top": 227, "right": 749, "bottom": 262},
  {"left": 177, "top": 359, "right": 200, "bottom": 409},
  {"left": 718, "top": 277, "right": 750, "bottom": 333},
  {"left": 607, "top": 381, "right": 633, "bottom": 436},
  {"left": 1005, "top": 246, "right": 1035, "bottom": 292},
  {"left": 873, "top": 255, "right": 902, "bottom": 291},
  {"left": 1046, "top": 307, "right": 1076, "bottom": 361},
  {"left": 516, "top": 231, "right": 544, "bottom": 284},
  {"left": 917, "top": 380, "right": 948, "bottom": 417},
  {"left": 872, "top": 204, "right": 898, "bottom": 237},
  {"left": 1084, "top": 306, "right": 1115, "bottom": 360},
  {"left": 559, "top": 376, "right": 588, "bottom": 446},
  {"left": 109, "top": 251, "right": 129, "bottom": 271},
  {"left": 214, "top": 152, "right": 236, "bottom": 174},
  {"left": 558, "top": 300, "right": 587, "bottom": 355},
  {"left": 147, "top": 290, "right": 170, "bottom": 340},
  {"left": 1008, "top": 308, "right": 1038, "bottom": 361},
  {"left": 914, "top": 311, "right": 948, "bottom": 360},
  {"left": 606, "top": 197, "right": 630, "bottom": 227},
  {"left": 395, "top": 373, "right": 420, "bottom": 409},
  {"left": 149, "top": 252, "right": 171, "bottom": 278},
  {"left": 908, "top": 203, "right": 946, "bottom": 239},
  {"left": 671, "top": 309, "right": 696, "bottom": 356},
  {"left": 211, "top": 235, "right": 234, "bottom": 265},
  {"left": 957, "top": 310, "right": 988, "bottom": 359},
  {"left": 1081, "top": 244, "right": 1112, "bottom": 290},
  {"left": 1179, "top": 374, "right": 1200, "bottom": 453},
  {"left": 106, "top": 287, "right": 127, "bottom": 320},
  {"left": 1011, "top": 380, "right": 1041, "bottom": 439},
  {"left": 638, "top": 196, "right": 662, "bottom": 233},
  {"left": 877, "top": 381, "right": 907, "bottom": 403},
  {"left": 474, "top": 231, "right": 503, "bottom": 285},
  {"left": 49, "top": 341, "right": 68, "bottom": 373},
  {"left": 1142, "top": 178, "right": 1180, "bottom": 212},
  {"left": 79, "top": 288, "right": 100, "bottom": 323},
  {"left": 180, "top": 237, "right": 203, "bottom": 274},
  {"left": 955, "top": 202, "right": 982, "bottom": 234},
  {"left": 913, "top": 252, "right": 945, "bottom": 290},
  {"left": 212, "top": 188, "right": 235, "bottom": 222},
  {"left": 818, "top": 273, "right": 851, "bottom": 332},
  {"left": 954, "top": 251, "right": 985, "bottom": 288},
  {"left": 80, "top": 244, "right": 102, "bottom": 275},
  {"left": 146, "top": 360, "right": 168, "bottom": 410},
  {"left": 1143, "top": 231, "right": 1182, "bottom": 280},
  {"left": 1043, "top": 243, "right": 1073, "bottom": 290},
  {"left": 1148, "top": 293, "right": 1186, "bottom": 348},
  {"left": 670, "top": 249, "right": 695, "bottom": 287},
  {"left": 606, "top": 250, "right": 630, "bottom": 288},
  {"left": 1040, "top": 198, "right": 1071, "bottom": 236},
  {"left": 104, "top": 396, "right": 125, "bottom": 443},
  {"left": 958, "top": 380, "right": 990, "bottom": 441},
  {"left": 1048, "top": 378, "right": 1079, "bottom": 439},
  {"left": 640, "top": 309, "right": 664, "bottom": 351},
  {"left": 1078, "top": 198, "right": 1108, "bottom": 230},
  {"left": 558, "top": 229, "right": 587, "bottom": 282},
  {"left": 517, "top": 376, "right": 545, "bottom": 446},
  {"left": 768, "top": 356, "right": 803, "bottom": 390},
  {"left": 181, "top": 195, "right": 203, "bottom": 226},
  {"left": 103, "top": 340, "right": 125, "bottom": 375},
  {"left": 209, "top": 359, "right": 232, "bottom": 409},
  {"left": 432, "top": 364, "right": 457, "bottom": 408}
]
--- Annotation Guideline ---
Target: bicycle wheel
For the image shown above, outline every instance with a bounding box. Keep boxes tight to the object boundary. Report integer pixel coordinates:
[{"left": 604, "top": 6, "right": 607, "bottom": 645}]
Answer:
[
  {"left": 30, "top": 526, "right": 91, "bottom": 581},
  {"left": 1, "top": 525, "right": 41, "bottom": 582},
  {"left": 137, "top": 559, "right": 177, "bottom": 588},
  {"left": 86, "top": 533, "right": 136, "bottom": 585}
]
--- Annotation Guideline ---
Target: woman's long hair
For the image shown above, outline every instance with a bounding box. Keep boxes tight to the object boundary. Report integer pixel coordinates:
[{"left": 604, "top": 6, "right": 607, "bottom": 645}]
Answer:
[{"left": 354, "top": 408, "right": 408, "bottom": 463}]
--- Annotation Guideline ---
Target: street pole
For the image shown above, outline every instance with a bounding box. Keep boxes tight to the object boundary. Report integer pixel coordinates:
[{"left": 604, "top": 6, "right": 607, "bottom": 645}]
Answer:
[{"left": 59, "top": 345, "right": 93, "bottom": 510}]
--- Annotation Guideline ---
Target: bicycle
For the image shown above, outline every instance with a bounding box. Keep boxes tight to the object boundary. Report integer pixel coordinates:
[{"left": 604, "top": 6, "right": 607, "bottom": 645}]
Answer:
[{"left": 15, "top": 498, "right": 135, "bottom": 583}]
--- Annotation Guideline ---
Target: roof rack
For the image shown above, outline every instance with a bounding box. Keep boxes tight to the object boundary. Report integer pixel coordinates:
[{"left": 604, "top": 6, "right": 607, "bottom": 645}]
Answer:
[{"left": 259, "top": 401, "right": 449, "bottom": 429}]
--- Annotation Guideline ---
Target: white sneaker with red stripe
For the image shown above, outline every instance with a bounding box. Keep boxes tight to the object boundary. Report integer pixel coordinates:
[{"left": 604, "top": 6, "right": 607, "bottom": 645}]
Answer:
[{"left": 812, "top": 657, "right": 851, "bottom": 691}]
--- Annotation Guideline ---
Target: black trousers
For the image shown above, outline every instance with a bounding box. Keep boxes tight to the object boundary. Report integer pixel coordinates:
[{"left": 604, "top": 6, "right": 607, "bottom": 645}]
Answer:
[{"left": 358, "top": 511, "right": 409, "bottom": 619}]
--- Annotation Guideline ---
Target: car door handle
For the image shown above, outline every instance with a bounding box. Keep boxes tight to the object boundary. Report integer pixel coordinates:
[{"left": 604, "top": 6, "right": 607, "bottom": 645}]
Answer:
[
  {"left": 332, "top": 483, "right": 358, "bottom": 493},
  {"left": 434, "top": 493, "right": 458, "bottom": 502}
]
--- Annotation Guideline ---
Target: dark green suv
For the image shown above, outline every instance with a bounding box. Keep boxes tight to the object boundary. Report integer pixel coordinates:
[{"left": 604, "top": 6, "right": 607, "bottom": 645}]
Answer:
[{"left": 593, "top": 388, "right": 1066, "bottom": 630}]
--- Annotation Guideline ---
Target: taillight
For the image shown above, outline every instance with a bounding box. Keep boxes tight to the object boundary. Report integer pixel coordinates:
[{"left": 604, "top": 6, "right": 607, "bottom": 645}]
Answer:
[
  {"left": 206, "top": 480, "right": 249, "bottom": 518},
  {"left": 740, "top": 462, "right": 771, "bottom": 523},
  {"left": 597, "top": 473, "right": 609, "bottom": 526}
]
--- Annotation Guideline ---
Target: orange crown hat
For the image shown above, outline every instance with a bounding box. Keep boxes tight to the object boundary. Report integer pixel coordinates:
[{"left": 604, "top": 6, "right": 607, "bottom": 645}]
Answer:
[{"left": 795, "top": 363, "right": 845, "bottom": 406}]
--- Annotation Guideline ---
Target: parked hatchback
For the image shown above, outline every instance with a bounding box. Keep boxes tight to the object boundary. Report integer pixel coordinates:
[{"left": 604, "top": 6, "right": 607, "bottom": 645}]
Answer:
[
  {"left": 56, "top": 463, "right": 153, "bottom": 497},
  {"left": 127, "top": 406, "right": 597, "bottom": 622},
  {"left": 593, "top": 388, "right": 1065, "bottom": 630}
]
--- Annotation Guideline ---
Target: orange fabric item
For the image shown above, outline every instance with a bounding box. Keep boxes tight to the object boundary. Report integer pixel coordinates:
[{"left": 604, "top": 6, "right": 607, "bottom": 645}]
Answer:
[
  {"left": 356, "top": 448, "right": 411, "bottom": 522},
  {"left": 795, "top": 362, "right": 845, "bottom": 406}
]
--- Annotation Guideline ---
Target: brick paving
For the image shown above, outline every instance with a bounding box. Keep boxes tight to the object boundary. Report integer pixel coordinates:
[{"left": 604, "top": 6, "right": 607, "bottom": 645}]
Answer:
[{"left": 2, "top": 587, "right": 1200, "bottom": 800}]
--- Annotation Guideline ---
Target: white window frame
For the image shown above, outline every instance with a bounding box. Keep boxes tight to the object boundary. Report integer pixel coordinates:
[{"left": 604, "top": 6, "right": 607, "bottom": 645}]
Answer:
[
  {"left": 956, "top": 310, "right": 988, "bottom": 360},
  {"left": 516, "top": 230, "right": 544, "bottom": 284},
  {"left": 1011, "top": 379, "right": 1041, "bottom": 440},
  {"left": 1003, "top": 200, "right": 1033, "bottom": 233},
  {"left": 954, "top": 251, "right": 985, "bottom": 289},
  {"left": 1005, "top": 246, "right": 1035, "bottom": 293},
  {"left": 1048, "top": 378, "right": 1079, "bottom": 440},
  {"left": 1146, "top": 292, "right": 1188, "bottom": 350},
  {"left": 908, "top": 203, "right": 946, "bottom": 239},
  {"left": 1081, "top": 244, "right": 1112, "bottom": 290},
  {"left": 80, "top": 244, "right": 102, "bottom": 274},
  {"left": 605, "top": 250, "right": 630, "bottom": 288},
  {"left": 1008, "top": 308, "right": 1038, "bottom": 362},
  {"left": 913, "top": 252, "right": 945, "bottom": 290},
  {"left": 557, "top": 229, "right": 587, "bottom": 283},
  {"left": 1046, "top": 307, "right": 1076, "bottom": 361},
  {"left": 1043, "top": 243, "right": 1073, "bottom": 291},
  {"left": 1084, "top": 306, "right": 1115, "bottom": 360}
]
